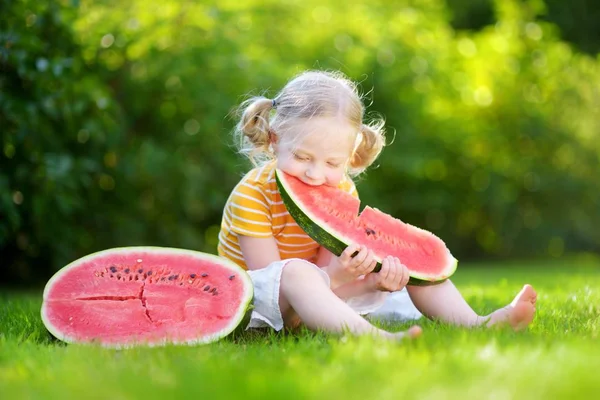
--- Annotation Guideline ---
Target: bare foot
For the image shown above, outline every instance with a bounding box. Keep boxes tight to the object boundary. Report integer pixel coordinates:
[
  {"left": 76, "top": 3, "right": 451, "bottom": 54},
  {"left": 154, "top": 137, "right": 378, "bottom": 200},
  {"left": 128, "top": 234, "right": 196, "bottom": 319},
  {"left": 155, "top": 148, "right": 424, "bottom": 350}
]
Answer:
[
  {"left": 391, "top": 325, "right": 423, "bottom": 341},
  {"left": 486, "top": 284, "right": 537, "bottom": 330}
]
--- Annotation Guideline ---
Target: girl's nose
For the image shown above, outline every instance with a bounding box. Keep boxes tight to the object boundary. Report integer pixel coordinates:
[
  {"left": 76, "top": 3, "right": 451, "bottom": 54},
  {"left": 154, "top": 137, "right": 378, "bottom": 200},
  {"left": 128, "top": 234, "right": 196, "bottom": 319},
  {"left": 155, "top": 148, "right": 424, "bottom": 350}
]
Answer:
[{"left": 305, "top": 166, "right": 322, "bottom": 180}]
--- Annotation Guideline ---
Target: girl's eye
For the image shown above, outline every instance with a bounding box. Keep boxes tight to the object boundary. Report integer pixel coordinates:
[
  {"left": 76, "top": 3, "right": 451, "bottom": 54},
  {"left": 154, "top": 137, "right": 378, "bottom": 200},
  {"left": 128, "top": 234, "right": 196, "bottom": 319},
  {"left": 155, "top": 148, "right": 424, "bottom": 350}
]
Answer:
[
  {"left": 327, "top": 162, "right": 341, "bottom": 168},
  {"left": 293, "top": 153, "right": 308, "bottom": 161}
]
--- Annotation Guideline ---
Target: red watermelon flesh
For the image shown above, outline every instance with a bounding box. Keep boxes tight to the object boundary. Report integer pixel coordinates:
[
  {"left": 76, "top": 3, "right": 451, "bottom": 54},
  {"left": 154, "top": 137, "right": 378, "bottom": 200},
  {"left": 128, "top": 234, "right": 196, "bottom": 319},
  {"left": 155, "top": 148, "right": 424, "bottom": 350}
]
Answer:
[
  {"left": 276, "top": 170, "right": 457, "bottom": 283},
  {"left": 41, "top": 247, "right": 253, "bottom": 348}
]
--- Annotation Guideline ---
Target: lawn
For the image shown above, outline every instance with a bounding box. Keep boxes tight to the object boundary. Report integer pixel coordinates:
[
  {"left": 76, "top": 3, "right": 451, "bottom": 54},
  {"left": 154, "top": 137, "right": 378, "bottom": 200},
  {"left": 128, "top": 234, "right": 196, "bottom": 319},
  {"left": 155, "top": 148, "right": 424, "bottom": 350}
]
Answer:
[{"left": 1, "top": 256, "right": 599, "bottom": 399}]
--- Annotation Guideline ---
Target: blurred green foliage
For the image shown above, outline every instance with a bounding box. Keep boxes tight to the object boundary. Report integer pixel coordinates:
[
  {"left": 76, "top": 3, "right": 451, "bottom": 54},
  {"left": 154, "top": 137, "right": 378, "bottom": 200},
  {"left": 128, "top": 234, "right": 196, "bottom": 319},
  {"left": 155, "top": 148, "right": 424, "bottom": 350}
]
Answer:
[
  {"left": 448, "top": 0, "right": 600, "bottom": 55},
  {"left": 1, "top": 0, "right": 599, "bottom": 285}
]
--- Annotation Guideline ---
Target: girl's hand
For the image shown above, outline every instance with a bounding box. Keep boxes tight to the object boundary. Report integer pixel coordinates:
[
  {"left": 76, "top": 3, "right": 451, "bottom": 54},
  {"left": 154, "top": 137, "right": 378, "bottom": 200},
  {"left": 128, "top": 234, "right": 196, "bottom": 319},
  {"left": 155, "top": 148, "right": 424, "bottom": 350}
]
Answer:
[
  {"left": 364, "top": 256, "right": 410, "bottom": 292},
  {"left": 325, "top": 244, "right": 378, "bottom": 286}
]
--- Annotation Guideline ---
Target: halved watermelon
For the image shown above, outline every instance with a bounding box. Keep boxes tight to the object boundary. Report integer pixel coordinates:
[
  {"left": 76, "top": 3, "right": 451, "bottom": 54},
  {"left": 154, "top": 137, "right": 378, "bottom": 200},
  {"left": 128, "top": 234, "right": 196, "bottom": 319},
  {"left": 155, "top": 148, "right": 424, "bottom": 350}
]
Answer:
[
  {"left": 41, "top": 247, "right": 253, "bottom": 348},
  {"left": 276, "top": 170, "right": 457, "bottom": 285}
]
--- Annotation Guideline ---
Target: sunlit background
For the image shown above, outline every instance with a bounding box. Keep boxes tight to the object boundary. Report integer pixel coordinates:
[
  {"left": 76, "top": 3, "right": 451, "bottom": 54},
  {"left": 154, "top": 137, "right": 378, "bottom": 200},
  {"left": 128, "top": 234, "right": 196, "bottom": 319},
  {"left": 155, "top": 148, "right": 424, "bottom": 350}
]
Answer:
[{"left": 2, "top": 0, "right": 599, "bottom": 287}]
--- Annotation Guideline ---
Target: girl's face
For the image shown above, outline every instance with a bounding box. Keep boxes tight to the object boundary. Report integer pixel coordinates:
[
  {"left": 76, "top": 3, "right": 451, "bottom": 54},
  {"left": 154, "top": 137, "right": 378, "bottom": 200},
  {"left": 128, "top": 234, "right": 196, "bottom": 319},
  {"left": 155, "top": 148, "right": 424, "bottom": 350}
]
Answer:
[{"left": 274, "top": 116, "right": 357, "bottom": 187}]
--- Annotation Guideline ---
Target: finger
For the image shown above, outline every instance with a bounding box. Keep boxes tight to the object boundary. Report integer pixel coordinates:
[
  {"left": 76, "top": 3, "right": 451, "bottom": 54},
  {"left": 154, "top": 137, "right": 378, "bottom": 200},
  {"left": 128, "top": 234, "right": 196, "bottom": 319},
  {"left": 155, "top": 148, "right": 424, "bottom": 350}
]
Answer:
[
  {"left": 388, "top": 257, "right": 400, "bottom": 291},
  {"left": 398, "top": 259, "right": 410, "bottom": 288},
  {"left": 386, "top": 257, "right": 399, "bottom": 289},
  {"left": 350, "top": 245, "right": 369, "bottom": 268},
  {"left": 379, "top": 256, "right": 392, "bottom": 284},
  {"left": 367, "top": 255, "right": 379, "bottom": 274},
  {"left": 358, "top": 249, "right": 377, "bottom": 274},
  {"left": 340, "top": 244, "right": 360, "bottom": 263}
]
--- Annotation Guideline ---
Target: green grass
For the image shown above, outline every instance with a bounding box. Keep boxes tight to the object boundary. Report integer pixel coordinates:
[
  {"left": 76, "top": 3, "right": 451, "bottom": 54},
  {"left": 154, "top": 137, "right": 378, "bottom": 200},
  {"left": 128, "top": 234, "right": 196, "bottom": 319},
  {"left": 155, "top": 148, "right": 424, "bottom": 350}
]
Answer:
[{"left": 2, "top": 256, "right": 600, "bottom": 399}]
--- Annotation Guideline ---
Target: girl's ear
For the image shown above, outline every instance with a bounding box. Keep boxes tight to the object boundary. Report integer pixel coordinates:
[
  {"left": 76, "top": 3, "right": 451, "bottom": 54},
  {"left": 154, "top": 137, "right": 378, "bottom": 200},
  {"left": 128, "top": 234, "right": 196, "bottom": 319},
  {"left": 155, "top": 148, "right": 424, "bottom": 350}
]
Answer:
[
  {"left": 268, "top": 129, "right": 278, "bottom": 143},
  {"left": 269, "top": 130, "right": 279, "bottom": 150}
]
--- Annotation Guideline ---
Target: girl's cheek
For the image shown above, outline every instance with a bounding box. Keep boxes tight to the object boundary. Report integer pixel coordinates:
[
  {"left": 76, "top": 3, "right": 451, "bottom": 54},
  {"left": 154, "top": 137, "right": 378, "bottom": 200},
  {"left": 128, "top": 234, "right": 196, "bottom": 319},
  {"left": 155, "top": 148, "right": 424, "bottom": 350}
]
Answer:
[
  {"left": 278, "top": 157, "right": 302, "bottom": 176},
  {"left": 327, "top": 170, "right": 345, "bottom": 186}
]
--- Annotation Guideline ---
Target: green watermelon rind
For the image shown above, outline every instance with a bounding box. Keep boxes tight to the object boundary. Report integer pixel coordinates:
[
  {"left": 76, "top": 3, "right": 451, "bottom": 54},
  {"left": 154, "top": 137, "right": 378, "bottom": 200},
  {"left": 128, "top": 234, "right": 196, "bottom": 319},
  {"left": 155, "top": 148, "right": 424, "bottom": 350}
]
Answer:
[
  {"left": 41, "top": 246, "right": 254, "bottom": 349},
  {"left": 276, "top": 170, "right": 457, "bottom": 286}
]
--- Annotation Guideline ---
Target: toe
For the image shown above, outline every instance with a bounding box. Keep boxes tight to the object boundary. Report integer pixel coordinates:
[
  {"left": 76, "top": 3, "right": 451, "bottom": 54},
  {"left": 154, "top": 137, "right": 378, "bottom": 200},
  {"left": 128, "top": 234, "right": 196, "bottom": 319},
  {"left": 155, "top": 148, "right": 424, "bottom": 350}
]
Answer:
[{"left": 407, "top": 325, "right": 423, "bottom": 339}]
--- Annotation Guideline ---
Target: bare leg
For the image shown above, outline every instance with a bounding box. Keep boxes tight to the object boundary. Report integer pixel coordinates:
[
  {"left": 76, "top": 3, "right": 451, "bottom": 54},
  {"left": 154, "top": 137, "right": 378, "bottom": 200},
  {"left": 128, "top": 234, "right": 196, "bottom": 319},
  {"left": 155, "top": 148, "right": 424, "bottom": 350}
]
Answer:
[
  {"left": 279, "top": 261, "right": 422, "bottom": 341},
  {"left": 407, "top": 280, "right": 536, "bottom": 330}
]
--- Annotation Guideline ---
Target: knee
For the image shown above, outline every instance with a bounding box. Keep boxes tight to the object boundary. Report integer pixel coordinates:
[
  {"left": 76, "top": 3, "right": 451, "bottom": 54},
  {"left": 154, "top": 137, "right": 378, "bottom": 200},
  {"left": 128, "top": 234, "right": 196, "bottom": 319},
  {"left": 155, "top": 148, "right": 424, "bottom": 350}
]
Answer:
[{"left": 281, "top": 260, "right": 328, "bottom": 285}]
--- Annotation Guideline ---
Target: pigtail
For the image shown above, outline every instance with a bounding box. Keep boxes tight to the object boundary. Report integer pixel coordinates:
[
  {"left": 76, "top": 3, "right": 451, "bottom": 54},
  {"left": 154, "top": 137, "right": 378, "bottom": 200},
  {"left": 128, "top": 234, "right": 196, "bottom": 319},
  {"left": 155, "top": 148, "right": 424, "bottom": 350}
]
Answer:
[
  {"left": 234, "top": 97, "right": 276, "bottom": 165},
  {"left": 349, "top": 120, "right": 386, "bottom": 176}
]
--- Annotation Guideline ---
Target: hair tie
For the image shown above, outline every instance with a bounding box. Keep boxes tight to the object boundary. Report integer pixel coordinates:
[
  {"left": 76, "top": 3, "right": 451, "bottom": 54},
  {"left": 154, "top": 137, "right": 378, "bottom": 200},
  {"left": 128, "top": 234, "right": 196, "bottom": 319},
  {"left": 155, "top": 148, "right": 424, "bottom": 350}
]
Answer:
[{"left": 272, "top": 99, "right": 277, "bottom": 108}]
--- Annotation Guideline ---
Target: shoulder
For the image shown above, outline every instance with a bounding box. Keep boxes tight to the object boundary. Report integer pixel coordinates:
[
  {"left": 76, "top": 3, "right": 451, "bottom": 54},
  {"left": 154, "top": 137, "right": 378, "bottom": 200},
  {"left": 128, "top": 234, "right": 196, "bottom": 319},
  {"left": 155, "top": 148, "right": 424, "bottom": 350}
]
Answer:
[
  {"left": 229, "top": 162, "right": 277, "bottom": 204},
  {"left": 244, "top": 161, "right": 276, "bottom": 187}
]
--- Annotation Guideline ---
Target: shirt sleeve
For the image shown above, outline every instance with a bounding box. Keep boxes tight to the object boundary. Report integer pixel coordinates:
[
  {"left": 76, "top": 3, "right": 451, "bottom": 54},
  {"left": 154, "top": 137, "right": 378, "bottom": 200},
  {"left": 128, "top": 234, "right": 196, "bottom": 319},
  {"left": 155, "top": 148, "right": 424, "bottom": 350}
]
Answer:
[{"left": 227, "top": 180, "right": 273, "bottom": 238}]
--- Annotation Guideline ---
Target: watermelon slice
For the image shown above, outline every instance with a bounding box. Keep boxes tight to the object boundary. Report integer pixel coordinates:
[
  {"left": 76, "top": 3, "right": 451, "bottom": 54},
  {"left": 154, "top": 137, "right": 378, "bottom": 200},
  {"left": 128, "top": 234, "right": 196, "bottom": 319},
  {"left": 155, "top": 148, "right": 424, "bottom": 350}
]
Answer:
[
  {"left": 41, "top": 247, "right": 253, "bottom": 348},
  {"left": 276, "top": 170, "right": 457, "bottom": 285}
]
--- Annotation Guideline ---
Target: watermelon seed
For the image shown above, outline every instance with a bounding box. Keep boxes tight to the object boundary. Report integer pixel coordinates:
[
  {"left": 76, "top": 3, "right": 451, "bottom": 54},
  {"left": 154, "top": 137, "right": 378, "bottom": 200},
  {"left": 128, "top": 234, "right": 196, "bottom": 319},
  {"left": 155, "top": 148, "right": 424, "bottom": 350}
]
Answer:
[
  {"left": 161, "top": 277, "right": 165, "bottom": 281},
  {"left": 229, "top": 275, "right": 235, "bottom": 280},
  {"left": 109, "top": 266, "right": 117, "bottom": 273},
  {"left": 147, "top": 271, "right": 152, "bottom": 276},
  {"left": 190, "top": 274, "right": 196, "bottom": 278},
  {"left": 179, "top": 283, "right": 183, "bottom": 286},
  {"left": 117, "top": 274, "right": 121, "bottom": 279},
  {"left": 365, "top": 228, "right": 376, "bottom": 236},
  {"left": 201, "top": 273, "right": 208, "bottom": 277},
  {"left": 168, "top": 275, "right": 176, "bottom": 281},
  {"left": 204, "top": 285, "right": 210, "bottom": 291},
  {"left": 138, "top": 268, "right": 143, "bottom": 274},
  {"left": 210, "top": 287, "right": 217, "bottom": 293},
  {"left": 124, "top": 268, "right": 130, "bottom": 273},
  {"left": 137, "top": 259, "right": 143, "bottom": 263},
  {"left": 188, "top": 279, "right": 193, "bottom": 284}
]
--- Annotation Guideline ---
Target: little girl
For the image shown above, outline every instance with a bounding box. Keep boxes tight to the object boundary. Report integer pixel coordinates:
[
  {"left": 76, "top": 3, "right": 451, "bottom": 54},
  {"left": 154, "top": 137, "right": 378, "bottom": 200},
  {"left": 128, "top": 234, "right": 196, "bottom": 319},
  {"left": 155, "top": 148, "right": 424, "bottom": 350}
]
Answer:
[{"left": 218, "top": 70, "right": 537, "bottom": 340}]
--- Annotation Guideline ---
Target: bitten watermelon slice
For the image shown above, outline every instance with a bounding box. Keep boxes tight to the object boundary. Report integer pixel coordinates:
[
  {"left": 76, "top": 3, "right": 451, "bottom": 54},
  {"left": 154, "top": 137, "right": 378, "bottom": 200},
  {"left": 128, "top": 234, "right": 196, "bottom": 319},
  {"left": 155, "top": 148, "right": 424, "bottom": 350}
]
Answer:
[
  {"left": 41, "top": 247, "right": 253, "bottom": 348},
  {"left": 276, "top": 170, "right": 457, "bottom": 285}
]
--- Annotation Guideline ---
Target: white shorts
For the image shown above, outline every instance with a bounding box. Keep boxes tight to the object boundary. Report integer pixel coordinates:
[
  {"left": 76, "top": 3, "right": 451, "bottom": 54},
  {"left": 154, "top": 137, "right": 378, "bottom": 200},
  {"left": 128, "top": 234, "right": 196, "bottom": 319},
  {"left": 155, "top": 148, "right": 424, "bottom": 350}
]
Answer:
[{"left": 246, "top": 258, "right": 389, "bottom": 331}]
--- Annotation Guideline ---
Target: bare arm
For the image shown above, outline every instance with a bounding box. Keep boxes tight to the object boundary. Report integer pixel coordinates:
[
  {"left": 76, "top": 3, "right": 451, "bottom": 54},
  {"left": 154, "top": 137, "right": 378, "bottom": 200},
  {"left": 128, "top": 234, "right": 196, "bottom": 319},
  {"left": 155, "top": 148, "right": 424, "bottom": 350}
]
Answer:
[
  {"left": 315, "top": 246, "right": 375, "bottom": 300},
  {"left": 315, "top": 245, "right": 334, "bottom": 269},
  {"left": 238, "top": 235, "right": 281, "bottom": 271}
]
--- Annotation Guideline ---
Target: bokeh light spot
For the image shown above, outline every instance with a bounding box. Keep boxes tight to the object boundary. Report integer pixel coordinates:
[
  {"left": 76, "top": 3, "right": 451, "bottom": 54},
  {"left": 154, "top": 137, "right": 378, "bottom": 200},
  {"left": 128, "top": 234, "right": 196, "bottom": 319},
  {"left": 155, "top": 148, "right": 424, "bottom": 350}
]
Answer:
[
  {"left": 334, "top": 34, "right": 353, "bottom": 52},
  {"left": 104, "top": 152, "right": 118, "bottom": 168},
  {"left": 474, "top": 86, "right": 493, "bottom": 107},
  {"left": 457, "top": 38, "right": 477, "bottom": 57},
  {"left": 99, "top": 174, "right": 115, "bottom": 191},
  {"left": 525, "top": 23, "right": 543, "bottom": 41},
  {"left": 377, "top": 49, "right": 396, "bottom": 67},
  {"left": 101, "top": 34, "right": 115, "bottom": 48},
  {"left": 184, "top": 119, "right": 200, "bottom": 135},
  {"left": 12, "top": 191, "right": 23, "bottom": 205},
  {"left": 77, "top": 129, "right": 90, "bottom": 144},
  {"left": 4, "top": 143, "right": 15, "bottom": 158}
]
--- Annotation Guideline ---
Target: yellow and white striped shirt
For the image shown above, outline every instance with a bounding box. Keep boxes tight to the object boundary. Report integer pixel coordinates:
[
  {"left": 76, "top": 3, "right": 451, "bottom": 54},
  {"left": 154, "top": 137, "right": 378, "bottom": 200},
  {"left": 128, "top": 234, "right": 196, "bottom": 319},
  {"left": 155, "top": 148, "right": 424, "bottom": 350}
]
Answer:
[{"left": 218, "top": 161, "right": 358, "bottom": 270}]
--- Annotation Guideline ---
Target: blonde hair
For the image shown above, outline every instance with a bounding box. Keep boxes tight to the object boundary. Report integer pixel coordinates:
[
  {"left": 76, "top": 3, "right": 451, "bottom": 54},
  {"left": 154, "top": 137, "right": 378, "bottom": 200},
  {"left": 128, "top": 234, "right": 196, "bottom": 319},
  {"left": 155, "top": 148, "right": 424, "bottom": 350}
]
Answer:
[{"left": 234, "top": 70, "right": 386, "bottom": 176}]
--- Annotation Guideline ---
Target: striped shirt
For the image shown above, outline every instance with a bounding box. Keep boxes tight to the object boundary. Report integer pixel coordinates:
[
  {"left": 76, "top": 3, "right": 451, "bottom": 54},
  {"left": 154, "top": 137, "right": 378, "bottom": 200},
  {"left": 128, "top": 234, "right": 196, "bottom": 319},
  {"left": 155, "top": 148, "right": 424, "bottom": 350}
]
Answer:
[{"left": 218, "top": 161, "right": 358, "bottom": 270}]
